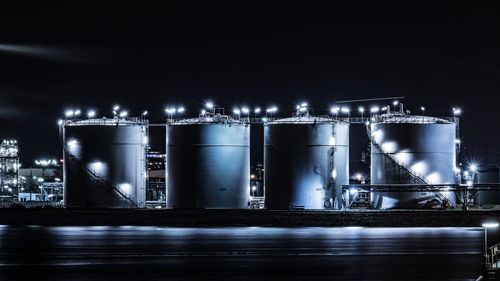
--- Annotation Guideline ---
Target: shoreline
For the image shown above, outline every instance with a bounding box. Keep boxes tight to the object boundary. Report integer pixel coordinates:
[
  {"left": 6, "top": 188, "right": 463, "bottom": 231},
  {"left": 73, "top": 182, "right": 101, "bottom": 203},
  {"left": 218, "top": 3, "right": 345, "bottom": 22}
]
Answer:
[{"left": 0, "top": 209, "right": 499, "bottom": 227}]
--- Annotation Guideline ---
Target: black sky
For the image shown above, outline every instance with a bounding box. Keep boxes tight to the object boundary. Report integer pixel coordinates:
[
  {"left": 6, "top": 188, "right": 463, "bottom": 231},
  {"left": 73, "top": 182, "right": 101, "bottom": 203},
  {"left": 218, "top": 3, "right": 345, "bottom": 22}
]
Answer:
[{"left": 0, "top": 1, "right": 498, "bottom": 167}]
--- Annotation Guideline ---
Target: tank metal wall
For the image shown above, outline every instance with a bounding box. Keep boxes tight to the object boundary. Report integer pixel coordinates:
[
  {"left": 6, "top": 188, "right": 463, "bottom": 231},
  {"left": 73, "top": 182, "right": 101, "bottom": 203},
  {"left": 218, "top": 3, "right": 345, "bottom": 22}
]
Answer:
[
  {"left": 166, "top": 123, "right": 250, "bottom": 208},
  {"left": 63, "top": 125, "right": 147, "bottom": 208},
  {"left": 264, "top": 123, "right": 349, "bottom": 209},
  {"left": 370, "top": 122, "right": 456, "bottom": 209},
  {"left": 476, "top": 167, "right": 500, "bottom": 206}
]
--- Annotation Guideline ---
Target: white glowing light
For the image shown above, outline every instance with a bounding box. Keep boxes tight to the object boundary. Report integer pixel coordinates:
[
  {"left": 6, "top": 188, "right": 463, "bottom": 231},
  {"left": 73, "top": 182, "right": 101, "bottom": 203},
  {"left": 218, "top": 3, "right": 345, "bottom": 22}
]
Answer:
[
  {"left": 299, "top": 107, "right": 307, "bottom": 112},
  {"left": 331, "top": 168, "right": 337, "bottom": 179},
  {"left": 370, "top": 106, "right": 379, "bottom": 113},
  {"left": 393, "top": 100, "right": 399, "bottom": 106},
  {"left": 87, "top": 110, "right": 96, "bottom": 118},
  {"left": 65, "top": 110, "right": 74, "bottom": 117},
  {"left": 420, "top": 106, "right": 425, "bottom": 112},
  {"left": 91, "top": 161, "right": 103, "bottom": 172},
  {"left": 201, "top": 109, "right": 206, "bottom": 115},
  {"left": 57, "top": 119, "right": 63, "bottom": 126},
  {"left": 119, "top": 183, "right": 132, "bottom": 195},
  {"left": 470, "top": 164, "right": 478, "bottom": 173},
  {"left": 329, "top": 136, "right": 336, "bottom": 146},
  {"left": 252, "top": 186, "right": 257, "bottom": 191},
  {"left": 74, "top": 109, "right": 81, "bottom": 116},
  {"left": 254, "top": 107, "right": 261, "bottom": 114},
  {"left": 177, "top": 107, "right": 185, "bottom": 113},
  {"left": 241, "top": 107, "right": 249, "bottom": 114},
  {"left": 67, "top": 139, "right": 78, "bottom": 147},
  {"left": 358, "top": 107, "right": 365, "bottom": 113},
  {"left": 206, "top": 102, "right": 214, "bottom": 109},
  {"left": 300, "top": 102, "right": 308, "bottom": 107},
  {"left": 340, "top": 107, "right": 350, "bottom": 113},
  {"left": 113, "top": 105, "right": 120, "bottom": 111},
  {"left": 233, "top": 108, "right": 241, "bottom": 115},
  {"left": 355, "top": 173, "right": 362, "bottom": 181},
  {"left": 482, "top": 222, "right": 499, "bottom": 228},
  {"left": 119, "top": 111, "right": 128, "bottom": 117},
  {"left": 266, "top": 106, "right": 278, "bottom": 113},
  {"left": 142, "top": 110, "right": 148, "bottom": 116},
  {"left": 330, "top": 107, "right": 340, "bottom": 114}
]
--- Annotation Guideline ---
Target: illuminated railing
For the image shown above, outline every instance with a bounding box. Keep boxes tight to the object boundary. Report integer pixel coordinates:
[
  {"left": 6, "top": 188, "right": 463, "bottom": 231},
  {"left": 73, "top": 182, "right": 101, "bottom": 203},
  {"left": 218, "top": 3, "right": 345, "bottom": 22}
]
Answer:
[
  {"left": 488, "top": 242, "right": 500, "bottom": 269},
  {"left": 63, "top": 117, "right": 148, "bottom": 126}
]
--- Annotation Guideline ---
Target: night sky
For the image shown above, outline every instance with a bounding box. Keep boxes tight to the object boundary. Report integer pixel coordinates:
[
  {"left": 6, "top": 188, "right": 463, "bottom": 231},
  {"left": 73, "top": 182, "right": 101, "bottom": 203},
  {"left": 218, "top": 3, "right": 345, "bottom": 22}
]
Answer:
[{"left": 0, "top": 2, "right": 498, "bottom": 168}]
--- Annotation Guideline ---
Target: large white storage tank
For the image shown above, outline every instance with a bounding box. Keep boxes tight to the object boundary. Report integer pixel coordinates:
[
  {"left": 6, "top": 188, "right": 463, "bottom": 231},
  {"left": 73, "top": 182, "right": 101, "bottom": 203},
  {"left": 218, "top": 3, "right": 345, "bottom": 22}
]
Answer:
[
  {"left": 369, "top": 113, "right": 458, "bottom": 209},
  {"left": 166, "top": 114, "right": 250, "bottom": 208},
  {"left": 264, "top": 116, "right": 349, "bottom": 209},
  {"left": 63, "top": 117, "right": 148, "bottom": 208}
]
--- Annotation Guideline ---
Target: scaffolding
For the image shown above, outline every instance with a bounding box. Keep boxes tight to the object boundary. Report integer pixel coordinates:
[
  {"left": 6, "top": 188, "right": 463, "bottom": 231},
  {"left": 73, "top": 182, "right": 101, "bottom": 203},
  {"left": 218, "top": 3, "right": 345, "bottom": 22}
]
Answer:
[{"left": 0, "top": 140, "right": 19, "bottom": 194}]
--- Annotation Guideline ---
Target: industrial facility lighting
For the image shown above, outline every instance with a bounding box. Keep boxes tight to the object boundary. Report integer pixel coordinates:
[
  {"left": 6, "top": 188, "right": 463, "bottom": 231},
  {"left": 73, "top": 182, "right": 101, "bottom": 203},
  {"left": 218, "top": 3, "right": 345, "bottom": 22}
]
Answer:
[
  {"left": 381, "top": 106, "right": 387, "bottom": 111},
  {"left": 340, "top": 107, "right": 350, "bottom": 113},
  {"left": 67, "top": 139, "right": 78, "bottom": 147},
  {"left": 330, "top": 107, "right": 340, "bottom": 114},
  {"left": 87, "top": 110, "right": 96, "bottom": 118},
  {"left": 482, "top": 222, "right": 499, "bottom": 228},
  {"left": 455, "top": 139, "right": 461, "bottom": 144},
  {"left": 119, "top": 111, "right": 128, "bottom": 117},
  {"left": 358, "top": 107, "right": 365, "bottom": 113},
  {"left": 393, "top": 100, "right": 399, "bottom": 106},
  {"left": 254, "top": 107, "right": 261, "bottom": 114},
  {"left": 266, "top": 106, "right": 278, "bottom": 113},
  {"left": 452, "top": 108, "right": 462, "bottom": 116},
  {"left": 365, "top": 121, "right": 370, "bottom": 126},
  {"left": 65, "top": 110, "right": 74, "bottom": 117},
  {"left": 57, "top": 119, "right": 63, "bottom": 126},
  {"left": 177, "top": 107, "right": 185, "bottom": 113},
  {"left": 113, "top": 105, "right": 120, "bottom": 111},
  {"left": 241, "top": 107, "right": 249, "bottom": 114},
  {"left": 469, "top": 164, "right": 478, "bottom": 173},
  {"left": 74, "top": 109, "right": 81, "bottom": 116},
  {"left": 299, "top": 107, "right": 307, "bottom": 113},
  {"left": 206, "top": 102, "right": 214, "bottom": 109},
  {"left": 252, "top": 185, "right": 257, "bottom": 191},
  {"left": 165, "top": 107, "right": 176, "bottom": 114},
  {"left": 296, "top": 105, "right": 300, "bottom": 110},
  {"left": 201, "top": 109, "right": 206, "bottom": 115},
  {"left": 233, "top": 108, "right": 241, "bottom": 115},
  {"left": 370, "top": 106, "right": 379, "bottom": 113},
  {"left": 142, "top": 110, "right": 148, "bottom": 116},
  {"left": 420, "top": 106, "right": 425, "bottom": 112},
  {"left": 300, "top": 102, "right": 308, "bottom": 107}
]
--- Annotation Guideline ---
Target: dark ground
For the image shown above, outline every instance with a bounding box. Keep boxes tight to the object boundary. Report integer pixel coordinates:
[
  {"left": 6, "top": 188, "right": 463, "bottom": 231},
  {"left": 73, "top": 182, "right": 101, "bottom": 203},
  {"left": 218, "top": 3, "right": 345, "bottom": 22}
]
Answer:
[{"left": 0, "top": 209, "right": 499, "bottom": 227}]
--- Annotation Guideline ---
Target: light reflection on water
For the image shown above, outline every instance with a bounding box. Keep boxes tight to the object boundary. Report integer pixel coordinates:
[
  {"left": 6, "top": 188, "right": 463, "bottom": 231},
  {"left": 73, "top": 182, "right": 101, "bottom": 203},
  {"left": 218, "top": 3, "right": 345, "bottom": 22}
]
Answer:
[{"left": 0, "top": 226, "right": 485, "bottom": 281}]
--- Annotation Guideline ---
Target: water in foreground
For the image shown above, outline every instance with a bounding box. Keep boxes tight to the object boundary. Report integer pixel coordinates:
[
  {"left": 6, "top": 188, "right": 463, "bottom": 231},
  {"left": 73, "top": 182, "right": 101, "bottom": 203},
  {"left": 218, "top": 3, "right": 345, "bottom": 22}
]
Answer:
[{"left": 0, "top": 226, "right": 483, "bottom": 281}]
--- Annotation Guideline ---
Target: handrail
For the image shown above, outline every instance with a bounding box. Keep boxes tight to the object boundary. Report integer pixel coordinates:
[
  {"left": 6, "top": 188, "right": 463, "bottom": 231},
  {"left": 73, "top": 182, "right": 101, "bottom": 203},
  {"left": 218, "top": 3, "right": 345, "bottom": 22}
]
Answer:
[
  {"left": 65, "top": 149, "right": 138, "bottom": 208},
  {"left": 488, "top": 242, "right": 500, "bottom": 269},
  {"left": 366, "top": 125, "right": 448, "bottom": 203}
]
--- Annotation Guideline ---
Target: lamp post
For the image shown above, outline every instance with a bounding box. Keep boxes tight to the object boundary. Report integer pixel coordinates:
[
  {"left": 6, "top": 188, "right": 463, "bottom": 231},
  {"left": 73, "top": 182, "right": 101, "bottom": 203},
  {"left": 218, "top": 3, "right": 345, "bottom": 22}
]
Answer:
[{"left": 482, "top": 222, "right": 499, "bottom": 268}]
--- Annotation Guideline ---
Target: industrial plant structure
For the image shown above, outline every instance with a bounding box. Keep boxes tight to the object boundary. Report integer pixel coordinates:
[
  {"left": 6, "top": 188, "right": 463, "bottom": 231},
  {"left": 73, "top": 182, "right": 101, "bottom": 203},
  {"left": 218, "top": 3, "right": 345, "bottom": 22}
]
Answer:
[
  {"left": 264, "top": 115, "right": 349, "bottom": 209},
  {"left": 369, "top": 112, "right": 458, "bottom": 209},
  {"left": 166, "top": 112, "right": 250, "bottom": 208},
  {"left": 63, "top": 117, "right": 148, "bottom": 208}
]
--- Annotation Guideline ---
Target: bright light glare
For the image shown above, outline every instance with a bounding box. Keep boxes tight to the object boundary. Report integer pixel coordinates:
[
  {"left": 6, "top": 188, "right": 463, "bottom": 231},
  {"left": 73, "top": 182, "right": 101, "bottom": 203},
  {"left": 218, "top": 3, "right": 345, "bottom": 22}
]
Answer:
[
  {"left": 65, "top": 110, "right": 74, "bottom": 117},
  {"left": 177, "top": 107, "right": 185, "bottom": 113},
  {"left": 469, "top": 164, "right": 478, "bottom": 172},
  {"left": 370, "top": 106, "right": 379, "bottom": 113},
  {"left": 119, "top": 111, "right": 128, "bottom": 117},
  {"left": 233, "top": 108, "right": 241, "bottom": 115},
  {"left": 358, "top": 107, "right": 365, "bottom": 113},
  {"left": 241, "top": 107, "right": 249, "bottom": 114},
  {"left": 420, "top": 106, "right": 425, "bottom": 111},
  {"left": 330, "top": 107, "right": 340, "bottom": 114},
  {"left": 254, "top": 107, "right": 261, "bottom": 114},
  {"left": 266, "top": 106, "right": 278, "bottom": 113},
  {"left": 113, "top": 105, "right": 120, "bottom": 111},
  {"left": 393, "top": 100, "right": 399, "bottom": 106},
  {"left": 482, "top": 222, "right": 499, "bottom": 228},
  {"left": 206, "top": 102, "right": 214, "bottom": 109},
  {"left": 300, "top": 102, "right": 307, "bottom": 107},
  {"left": 340, "top": 107, "right": 350, "bottom": 113},
  {"left": 87, "top": 110, "right": 96, "bottom": 118},
  {"left": 74, "top": 109, "right": 81, "bottom": 116}
]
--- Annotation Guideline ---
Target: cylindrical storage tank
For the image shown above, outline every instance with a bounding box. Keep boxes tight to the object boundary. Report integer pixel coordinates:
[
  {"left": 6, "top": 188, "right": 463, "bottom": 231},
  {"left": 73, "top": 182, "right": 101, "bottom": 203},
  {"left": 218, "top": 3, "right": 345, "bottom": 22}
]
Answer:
[
  {"left": 166, "top": 115, "right": 250, "bottom": 208},
  {"left": 476, "top": 167, "right": 500, "bottom": 206},
  {"left": 63, "top": 118, "right": 148, "bottom": 208},
  {"left": 370, "top": 114, "right": 457, "bottom": 209},
  {"left": 264, "top": 117, "right": 349, "bottom": 209}
]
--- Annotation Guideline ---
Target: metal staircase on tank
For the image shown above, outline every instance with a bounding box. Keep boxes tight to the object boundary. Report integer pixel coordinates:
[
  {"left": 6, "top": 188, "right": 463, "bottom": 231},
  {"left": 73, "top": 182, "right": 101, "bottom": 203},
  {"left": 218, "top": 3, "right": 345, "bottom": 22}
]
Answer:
[
  {"left": 365, "top": 126, "right": 448, "bottom": 205},
  {"left": 64, "top": 148, "right": 138, "bottom": 208}
]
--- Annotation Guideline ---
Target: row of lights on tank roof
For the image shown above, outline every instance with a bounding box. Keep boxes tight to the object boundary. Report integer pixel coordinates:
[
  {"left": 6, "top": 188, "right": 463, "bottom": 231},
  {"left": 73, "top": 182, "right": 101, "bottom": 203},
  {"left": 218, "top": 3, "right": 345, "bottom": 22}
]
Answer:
[{"left": 58, "top": 102, "right": 462, "bottom": 123}]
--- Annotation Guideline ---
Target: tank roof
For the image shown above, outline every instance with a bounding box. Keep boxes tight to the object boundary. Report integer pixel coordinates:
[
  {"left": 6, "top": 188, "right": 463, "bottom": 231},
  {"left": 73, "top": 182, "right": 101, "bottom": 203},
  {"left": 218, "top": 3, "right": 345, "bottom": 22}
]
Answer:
[
  {"left": 171, "top": 114, "right": 247, "bottom": 125},
  {"left": 267, "top": 116, "right": 346, "bottom": 125},
  {"left": 371, "top": 113, "right": 455, "bottom": 124},
  {"left": 63, "top": 117, "right": 147, "bottom": 126}
]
